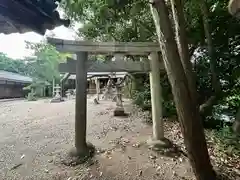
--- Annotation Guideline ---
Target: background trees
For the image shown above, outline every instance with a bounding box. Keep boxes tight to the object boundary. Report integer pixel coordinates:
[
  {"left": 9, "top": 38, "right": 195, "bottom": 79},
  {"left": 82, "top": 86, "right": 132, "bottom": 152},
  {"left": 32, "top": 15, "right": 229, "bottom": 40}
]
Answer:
[{"left": 0, "top": 40, "right": 67, "bottom": 97}]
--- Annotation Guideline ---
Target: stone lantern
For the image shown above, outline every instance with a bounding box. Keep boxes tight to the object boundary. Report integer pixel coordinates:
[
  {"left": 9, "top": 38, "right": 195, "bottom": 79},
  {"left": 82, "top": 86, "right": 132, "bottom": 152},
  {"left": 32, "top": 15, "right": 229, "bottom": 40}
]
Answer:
[{"left": 51, "top": 84, "right": 64, "bottom": 103}]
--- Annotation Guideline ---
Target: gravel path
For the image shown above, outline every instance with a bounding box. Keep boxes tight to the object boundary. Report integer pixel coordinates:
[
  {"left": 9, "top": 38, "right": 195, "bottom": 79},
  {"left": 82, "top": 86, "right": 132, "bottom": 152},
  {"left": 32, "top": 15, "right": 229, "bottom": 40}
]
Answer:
[{"left": 0, "top": 99, "right": 194, "bottom": 180}]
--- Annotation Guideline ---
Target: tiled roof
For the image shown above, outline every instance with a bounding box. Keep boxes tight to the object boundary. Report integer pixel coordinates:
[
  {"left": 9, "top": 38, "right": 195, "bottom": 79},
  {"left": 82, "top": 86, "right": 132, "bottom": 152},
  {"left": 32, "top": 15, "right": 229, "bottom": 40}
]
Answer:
[
  {"left": 0, "top": 0, "right": 70, "bottom": 35},
  {"left": 0, "top": 70, "right": 32, "bottom": 83}
]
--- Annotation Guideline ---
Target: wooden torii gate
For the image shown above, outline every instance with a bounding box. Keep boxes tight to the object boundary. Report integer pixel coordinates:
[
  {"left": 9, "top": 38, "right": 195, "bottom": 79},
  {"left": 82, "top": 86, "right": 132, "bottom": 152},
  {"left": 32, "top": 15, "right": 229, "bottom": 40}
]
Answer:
[{"left": 48, "top": 38, "right": 169, "bottom": 157}]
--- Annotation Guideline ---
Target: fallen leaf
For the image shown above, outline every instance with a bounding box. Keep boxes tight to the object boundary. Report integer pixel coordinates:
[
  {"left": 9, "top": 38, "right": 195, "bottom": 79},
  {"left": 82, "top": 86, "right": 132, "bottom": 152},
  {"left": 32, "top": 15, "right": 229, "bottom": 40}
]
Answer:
[
  {"left": 20, "top": 154, "right": 25, "bottom": 159},
  {"left": 173, "top": 171, "right": 176, "bottom": 176},
  {"left": 156, "top": 166, "right": 161, "bottom": 171}
]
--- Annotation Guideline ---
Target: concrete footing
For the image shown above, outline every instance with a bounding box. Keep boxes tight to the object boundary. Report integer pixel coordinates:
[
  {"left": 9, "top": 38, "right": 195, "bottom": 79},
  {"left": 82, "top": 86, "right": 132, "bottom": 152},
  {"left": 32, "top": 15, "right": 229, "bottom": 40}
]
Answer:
[
  {"left": 113, "top": 106, "right": 128, "bottom": 117},
  {"left": 147, "top": 137, "right": 172, "bottom": 150},
  {"left": 62, "top": 143, "right": 95, "bottom": 166},
  {"left": 50, "top": 97, "right": 64, "bottom": 103}
]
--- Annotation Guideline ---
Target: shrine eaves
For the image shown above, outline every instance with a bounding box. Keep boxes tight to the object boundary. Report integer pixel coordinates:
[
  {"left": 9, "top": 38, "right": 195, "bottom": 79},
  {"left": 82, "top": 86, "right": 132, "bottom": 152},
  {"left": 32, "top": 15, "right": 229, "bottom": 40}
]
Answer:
[{"left": 0, "top": 0, "right": 70, "bottom": 35}]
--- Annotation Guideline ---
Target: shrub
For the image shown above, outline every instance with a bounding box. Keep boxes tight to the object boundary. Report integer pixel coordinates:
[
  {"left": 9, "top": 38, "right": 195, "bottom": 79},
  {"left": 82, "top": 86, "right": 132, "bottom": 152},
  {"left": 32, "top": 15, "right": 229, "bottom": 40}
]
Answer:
[
  {"left": 210, "top": 126, "right": 240, "bottom": 157},
  {"left": 27, "top": 92, "right": 37, "bottom": 101}
]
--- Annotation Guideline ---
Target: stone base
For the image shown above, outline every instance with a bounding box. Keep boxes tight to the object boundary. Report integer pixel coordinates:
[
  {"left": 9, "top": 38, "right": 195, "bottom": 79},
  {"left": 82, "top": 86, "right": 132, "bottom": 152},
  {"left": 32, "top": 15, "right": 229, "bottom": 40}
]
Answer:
[
  {"left": 147, "top": 137, "right": 172, "bottom": 150},
  {"left": 113, "top": 107, "right": 128, "bottom": 117},
  {"left": 62, "top": 142, "right": 95, "bottom": 166},
  {"left": 93, "top": 98, "right": 99, "bottom": 104},
  {"left": 50, "top": 97, "right": 64, "bottom": 103}
]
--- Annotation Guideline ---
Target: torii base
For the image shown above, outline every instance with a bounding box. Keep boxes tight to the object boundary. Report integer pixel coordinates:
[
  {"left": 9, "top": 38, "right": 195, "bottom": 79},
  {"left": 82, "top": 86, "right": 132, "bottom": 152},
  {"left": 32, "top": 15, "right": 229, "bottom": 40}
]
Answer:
[
  {"left": 147, "top": 137, "right": 172, "bottom": 151},
  {"left": 113, "top": 106, "right": 128, "bottom": 117},
  {"left": 62, "top": 143, "right": 95, "bottom": 166},
  {"left": 50, "top": 97, "right": 65, "bottom": 103}
]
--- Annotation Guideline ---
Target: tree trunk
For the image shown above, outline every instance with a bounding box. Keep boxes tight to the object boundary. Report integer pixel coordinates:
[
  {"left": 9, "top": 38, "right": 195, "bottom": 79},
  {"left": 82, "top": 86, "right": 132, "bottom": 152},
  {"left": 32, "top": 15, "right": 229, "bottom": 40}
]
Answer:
[
  {"left": 199, "top": 0, "right": 221, "bottom": 114},
  {"left": 170, "top": 0, "right": 198, "bottom": 106},
  {"left": 233, "top": 107, "right": 240, "bottom": 134},
  {"left": 150, "top": 1, "right": 216, "bottom": 179},
  {"left": 75, "top": 52, "right": 88, "bottom": 153}
]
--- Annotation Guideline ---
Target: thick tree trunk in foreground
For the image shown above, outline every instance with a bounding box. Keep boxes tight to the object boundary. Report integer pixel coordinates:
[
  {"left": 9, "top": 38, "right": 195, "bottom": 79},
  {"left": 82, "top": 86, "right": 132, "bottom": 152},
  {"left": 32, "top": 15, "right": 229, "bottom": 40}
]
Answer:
[
  {"left": 75, "top": 52, "right": 88, "bottom": 153},
  {"left": 170, "top": 0, "right": 197, "bottom": 106},
  {"left": 233, "top": 107, "right": 240, "bottom": 134},
  {"left": 199, "top": 0, "right": 221, "bottom": 114},
  {"left": 150, "top": 1, "right": 216, "bottom": 179}
]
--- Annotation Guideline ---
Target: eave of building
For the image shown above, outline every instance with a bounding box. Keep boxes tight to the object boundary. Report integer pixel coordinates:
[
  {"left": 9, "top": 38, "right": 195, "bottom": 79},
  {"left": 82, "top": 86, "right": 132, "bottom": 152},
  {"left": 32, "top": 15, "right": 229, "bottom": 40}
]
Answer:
[
  {"left": 0, "top": 0, "right": 70, "bottom": 35},
  {"left": 0, "top": 70, "right": 32, "bottom": 84}
]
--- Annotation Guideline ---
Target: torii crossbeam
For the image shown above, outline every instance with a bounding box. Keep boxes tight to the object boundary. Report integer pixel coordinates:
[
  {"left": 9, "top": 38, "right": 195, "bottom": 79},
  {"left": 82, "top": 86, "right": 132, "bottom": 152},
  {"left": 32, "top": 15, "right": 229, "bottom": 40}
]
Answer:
[
  {"left": 58, "top": 57, "right": 164, "bottom": 73},
  {"left": 47, "top": 38, "right": 160, "bottom": 54}
]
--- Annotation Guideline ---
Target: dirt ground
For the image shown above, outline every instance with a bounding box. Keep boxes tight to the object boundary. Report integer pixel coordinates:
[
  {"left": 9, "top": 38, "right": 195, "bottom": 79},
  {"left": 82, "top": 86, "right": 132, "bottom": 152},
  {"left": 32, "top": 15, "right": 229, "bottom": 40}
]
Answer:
[{"left": 0, "top": 98, "right": 195, "bottom": 180}]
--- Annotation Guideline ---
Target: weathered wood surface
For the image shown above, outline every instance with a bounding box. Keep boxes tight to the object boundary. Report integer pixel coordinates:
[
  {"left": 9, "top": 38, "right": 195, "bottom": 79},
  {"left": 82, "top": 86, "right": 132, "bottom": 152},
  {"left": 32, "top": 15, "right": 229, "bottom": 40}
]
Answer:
[
  {"left": 59, "top": 58, "right": 164, "bottom": 73},
  {"left": 75, "top": 52, "right": 88, "bottom": 151},
  {"left": 47, "top": 38, "right": 160, "bottom": 54},
  {"left": 149, "top": 52, "right": 164, "bottom": 140}
]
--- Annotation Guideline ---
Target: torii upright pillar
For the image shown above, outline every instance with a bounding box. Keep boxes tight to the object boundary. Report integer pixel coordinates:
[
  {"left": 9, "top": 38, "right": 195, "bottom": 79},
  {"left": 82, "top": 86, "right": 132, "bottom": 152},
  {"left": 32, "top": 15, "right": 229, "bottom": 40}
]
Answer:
[
  {"left": 149, "top": 52, "right": 163, "bottom": 139},
  {"left": 71, "top": 51, "right": 92, "bottom": 156},
  {"left": 148, "top": 52, "right": 170, "bottom": 149}
]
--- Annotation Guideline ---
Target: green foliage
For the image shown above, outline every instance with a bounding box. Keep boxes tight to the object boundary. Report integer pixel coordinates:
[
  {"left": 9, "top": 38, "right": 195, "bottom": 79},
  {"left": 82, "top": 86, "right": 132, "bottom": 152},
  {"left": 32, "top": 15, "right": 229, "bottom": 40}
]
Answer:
[
  {"left": 25, "top": 41, "right": 64, "bottom": 82},
  {"left": 209, "top": 126, "right": 240, "bottom": 157},
  {"left": 61, "top": 0, "right": 155, "bottom": 42},
  {"left": 26, "top": 92, "right": 37, "bottom": 101},
  {"left": 132, "top": 82, "right": 151, "bottom": 111},
  {"left": 0, "top": 41, "right": 64, "bottom": 98},
  {"left": 0, "top": 41, "right": 64, "bottom": 83},
  {"left": 130, "top": 73, "right": 176, "bottom": 117},
  {"left": 23, "top": 80, "right": 46, "bottom": 91},
  {"left": 0, "top": 53, "right": 29, "bottom": 75},
  {"left": 23, "top": 80, "right": 48, "bottom": 100}
]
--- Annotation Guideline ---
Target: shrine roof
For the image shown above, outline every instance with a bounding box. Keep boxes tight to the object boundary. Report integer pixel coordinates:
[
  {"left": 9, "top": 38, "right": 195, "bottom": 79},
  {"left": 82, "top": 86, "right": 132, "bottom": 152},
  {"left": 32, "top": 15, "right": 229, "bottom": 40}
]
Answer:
[
  {"left": 0, "top": 0, "right": 70, "bottom": 35},
  {"left": 0, "top": 70, "right": 32, "bottom": 83}
]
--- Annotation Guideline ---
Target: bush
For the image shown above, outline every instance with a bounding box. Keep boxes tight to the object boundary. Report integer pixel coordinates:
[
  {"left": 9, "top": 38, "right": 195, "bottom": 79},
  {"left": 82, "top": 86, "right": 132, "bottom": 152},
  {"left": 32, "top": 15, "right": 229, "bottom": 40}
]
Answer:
[
  {"left": 163, "top": 100, "right": 177, "bottom": 117},
  {"left": 210, "top": 126, "right": 240, "bottom": 157},
  {"left": 27, "top": 92, "right": 37, "bottom": 101},
  {"left": 131, "top": 79, "right": 176, "bottom": 118}
]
